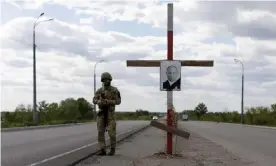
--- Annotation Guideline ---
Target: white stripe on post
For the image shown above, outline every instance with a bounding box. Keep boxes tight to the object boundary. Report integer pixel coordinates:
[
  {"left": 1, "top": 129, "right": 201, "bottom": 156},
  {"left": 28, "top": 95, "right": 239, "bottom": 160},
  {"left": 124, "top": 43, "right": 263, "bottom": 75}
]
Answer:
[{"left": 167, "top": 3, "right": 173, "bottom": 31}]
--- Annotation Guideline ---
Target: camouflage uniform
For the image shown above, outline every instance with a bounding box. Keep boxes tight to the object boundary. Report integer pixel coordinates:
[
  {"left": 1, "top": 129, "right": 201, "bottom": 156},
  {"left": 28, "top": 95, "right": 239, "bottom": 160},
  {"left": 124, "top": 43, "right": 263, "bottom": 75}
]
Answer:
[{"left": 93, "top": 72, "right": 121, "bottom": 156}]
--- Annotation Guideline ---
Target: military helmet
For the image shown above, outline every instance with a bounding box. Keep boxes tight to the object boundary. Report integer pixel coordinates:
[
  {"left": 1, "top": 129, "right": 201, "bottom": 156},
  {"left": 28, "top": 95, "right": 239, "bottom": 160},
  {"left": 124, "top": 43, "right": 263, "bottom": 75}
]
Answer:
[{"left": 101, "top": 72, "right": 112, "bottom": 82}]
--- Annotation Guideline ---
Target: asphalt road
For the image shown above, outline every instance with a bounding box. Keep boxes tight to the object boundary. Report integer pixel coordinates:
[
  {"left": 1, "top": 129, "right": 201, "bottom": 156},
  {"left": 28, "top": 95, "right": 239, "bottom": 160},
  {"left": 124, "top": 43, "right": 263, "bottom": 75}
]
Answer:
[
  {"left": 1, "top": 120, "right": 149, "bottom": 166},
  {"left": 180, "top": 121, "right": 276, "bottom": 166},
  {"left": 77, "top": 126, "right": 165, "bottom": 166}
]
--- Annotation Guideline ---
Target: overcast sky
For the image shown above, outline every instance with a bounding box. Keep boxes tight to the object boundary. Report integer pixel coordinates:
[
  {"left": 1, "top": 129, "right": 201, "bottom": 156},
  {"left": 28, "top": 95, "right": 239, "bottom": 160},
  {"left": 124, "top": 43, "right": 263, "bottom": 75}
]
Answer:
[{"left": 1, "top": 0, "right": 276, "bottom": 112}]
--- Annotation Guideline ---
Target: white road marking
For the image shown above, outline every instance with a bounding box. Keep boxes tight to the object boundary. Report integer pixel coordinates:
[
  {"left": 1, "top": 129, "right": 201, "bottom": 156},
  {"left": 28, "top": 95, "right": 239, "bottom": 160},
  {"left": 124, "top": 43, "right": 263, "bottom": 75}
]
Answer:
[{"left": 26, "top": 126, "right": 141, "bottom": 166}]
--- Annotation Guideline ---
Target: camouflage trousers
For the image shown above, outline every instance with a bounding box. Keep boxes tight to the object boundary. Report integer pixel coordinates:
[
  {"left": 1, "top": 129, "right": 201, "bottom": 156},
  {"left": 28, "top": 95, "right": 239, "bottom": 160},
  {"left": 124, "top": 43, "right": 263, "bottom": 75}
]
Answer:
[{"left": 97, "top": 112, "right": 116, "bottom": 149}]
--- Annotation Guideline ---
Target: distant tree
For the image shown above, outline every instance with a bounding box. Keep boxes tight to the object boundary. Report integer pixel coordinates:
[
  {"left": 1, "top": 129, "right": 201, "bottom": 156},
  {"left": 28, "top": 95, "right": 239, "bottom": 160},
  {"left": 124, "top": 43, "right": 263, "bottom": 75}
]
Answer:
[
  {"left": 77, "top": 97, "right": 91, "bottom": 117},
  {"left": 135, "top": 109, "right": 149, "bottom": 116},
  {"left": 38, "top": 101, "right": 49, "bottom": 113},
  {"left": 59, "top": 98, "right": 79, "bottom": 120},
  {"left": 194, "top": 102, "right": 208, "bottom": 119},
  {"left": 26, "top": 104, "right": 32, "bottom": 112},
  {"left": 271, "top": 103, "right": 276, "bottom": 112},
  {"left": 15, "top": 104, "right": 27, "bottom": 112}
]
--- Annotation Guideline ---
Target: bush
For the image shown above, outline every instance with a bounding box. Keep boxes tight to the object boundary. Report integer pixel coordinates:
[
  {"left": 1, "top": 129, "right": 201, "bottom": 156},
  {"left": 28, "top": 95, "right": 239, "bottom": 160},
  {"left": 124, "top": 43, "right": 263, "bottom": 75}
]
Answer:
[
  {"left": 1, "top": 98, "right": 152, "bottom": 128},
  {"left": 183, "top": 102, "right": 276, "bottom": 127}
]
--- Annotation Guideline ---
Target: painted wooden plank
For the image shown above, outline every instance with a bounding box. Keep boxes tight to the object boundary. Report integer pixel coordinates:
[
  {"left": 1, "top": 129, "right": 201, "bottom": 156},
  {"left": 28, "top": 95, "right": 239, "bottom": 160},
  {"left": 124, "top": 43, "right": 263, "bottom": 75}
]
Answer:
[
  {"left": 150, "top": 120, "right": 190, "bottom": 139},
  {"left": 126, "top": 60, "right": 214, "bottom": 67}
]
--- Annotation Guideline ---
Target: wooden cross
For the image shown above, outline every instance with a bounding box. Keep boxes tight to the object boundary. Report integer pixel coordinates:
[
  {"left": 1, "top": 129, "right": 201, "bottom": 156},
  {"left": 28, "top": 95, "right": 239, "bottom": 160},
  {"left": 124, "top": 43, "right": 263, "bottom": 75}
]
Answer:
[{"left": 125, "top": 3, "right": 214, "bottom": 154}]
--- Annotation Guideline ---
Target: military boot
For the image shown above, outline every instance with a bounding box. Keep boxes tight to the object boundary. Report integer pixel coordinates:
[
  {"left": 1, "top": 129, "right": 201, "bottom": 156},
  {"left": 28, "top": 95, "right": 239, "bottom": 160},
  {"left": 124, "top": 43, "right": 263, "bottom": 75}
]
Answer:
[
  {"left": 97, "top": 148, "right": 106, "bottom": 156},
  {"left": 107, "top": 147, "right": 115, "bottom": 156}
]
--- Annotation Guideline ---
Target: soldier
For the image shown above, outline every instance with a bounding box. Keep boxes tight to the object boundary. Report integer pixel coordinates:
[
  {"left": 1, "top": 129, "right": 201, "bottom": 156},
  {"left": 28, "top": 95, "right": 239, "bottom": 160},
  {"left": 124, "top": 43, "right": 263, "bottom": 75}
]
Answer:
[{"left": 93, "top": 72, "right": 121, "bottom": 156}]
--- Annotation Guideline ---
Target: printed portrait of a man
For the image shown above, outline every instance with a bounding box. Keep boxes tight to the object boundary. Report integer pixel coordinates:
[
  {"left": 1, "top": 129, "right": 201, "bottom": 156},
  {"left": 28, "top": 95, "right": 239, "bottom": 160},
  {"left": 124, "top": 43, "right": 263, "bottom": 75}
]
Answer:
[{"left": 160, "top": 61, "right": 181, "bottom": 91}]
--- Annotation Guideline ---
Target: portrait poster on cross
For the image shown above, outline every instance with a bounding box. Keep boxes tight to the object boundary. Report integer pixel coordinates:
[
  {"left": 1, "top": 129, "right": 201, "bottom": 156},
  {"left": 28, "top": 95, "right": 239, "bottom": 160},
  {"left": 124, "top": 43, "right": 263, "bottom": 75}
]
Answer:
[{"left": 160, "top": 60, "right": 181, "bottom": 91}]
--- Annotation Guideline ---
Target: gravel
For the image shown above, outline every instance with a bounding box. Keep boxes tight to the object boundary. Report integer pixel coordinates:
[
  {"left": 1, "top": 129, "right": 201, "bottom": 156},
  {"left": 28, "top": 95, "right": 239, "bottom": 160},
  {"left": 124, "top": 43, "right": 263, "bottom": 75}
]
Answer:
[{"left": 131, "top": 131, "right": 255, "bottom": 166}]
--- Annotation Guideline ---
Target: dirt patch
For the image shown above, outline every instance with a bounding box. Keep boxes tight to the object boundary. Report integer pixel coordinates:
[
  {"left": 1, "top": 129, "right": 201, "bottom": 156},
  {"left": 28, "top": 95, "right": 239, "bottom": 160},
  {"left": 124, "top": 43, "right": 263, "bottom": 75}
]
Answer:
[
  {"left": 151, "top": 152, "right": 184, "bottom": 159},
  {"left": 130, "top": 132, "right": 255, "bottom": 166}
]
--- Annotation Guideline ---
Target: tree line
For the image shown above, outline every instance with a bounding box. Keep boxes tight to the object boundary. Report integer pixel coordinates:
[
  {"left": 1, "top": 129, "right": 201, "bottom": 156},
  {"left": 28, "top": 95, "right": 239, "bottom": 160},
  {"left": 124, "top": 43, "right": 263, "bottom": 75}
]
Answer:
[
  {"left": 2, "top": 98, "right": 275, "bottom": 128},
  {"left": 1, "top": 98, "right": 152, "bottom": 128},
  {"left": 182, "top": 102, "right": 276, "bottom": 127}
]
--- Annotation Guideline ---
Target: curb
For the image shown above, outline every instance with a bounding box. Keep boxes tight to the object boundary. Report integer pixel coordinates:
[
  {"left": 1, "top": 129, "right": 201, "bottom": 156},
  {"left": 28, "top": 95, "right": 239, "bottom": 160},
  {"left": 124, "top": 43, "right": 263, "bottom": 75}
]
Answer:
[
  {"left": 1, "top": 122, "right": 94, "bottom": 132},
  {"left": 30, "top": 124, "right": 150, "bottom": 166}
]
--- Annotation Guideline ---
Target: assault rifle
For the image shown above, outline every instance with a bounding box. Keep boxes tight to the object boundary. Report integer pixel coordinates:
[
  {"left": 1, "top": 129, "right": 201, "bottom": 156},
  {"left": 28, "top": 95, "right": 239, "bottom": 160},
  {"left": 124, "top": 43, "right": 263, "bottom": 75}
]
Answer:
[{"left": 97, "top": 83, "right": 109, "bottom": 129}]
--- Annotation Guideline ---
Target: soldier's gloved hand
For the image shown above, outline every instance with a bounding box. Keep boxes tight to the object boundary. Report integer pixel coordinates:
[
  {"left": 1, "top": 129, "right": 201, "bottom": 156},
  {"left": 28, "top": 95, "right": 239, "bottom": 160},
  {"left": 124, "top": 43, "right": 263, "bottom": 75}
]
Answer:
[
  {"left": 102, "top": 99, "right": 111, "bottom": 105},
  {"left": 97, "top": 100, "right": 105, "bottom": 106},
  {"left": 96, "top": 100, "right": 102, "bottom": 105},
  {"left": 104, "top": 99, "right": 110, "bottom": 105},
  {"left": 104, "top": 99, "right": 116, "bottom": 105},
  {"left": 109, "top": 100, "right": 116, "bottom": 105},
  {"left": 97, "top": 99, "right": 115, "bottom": 106}
]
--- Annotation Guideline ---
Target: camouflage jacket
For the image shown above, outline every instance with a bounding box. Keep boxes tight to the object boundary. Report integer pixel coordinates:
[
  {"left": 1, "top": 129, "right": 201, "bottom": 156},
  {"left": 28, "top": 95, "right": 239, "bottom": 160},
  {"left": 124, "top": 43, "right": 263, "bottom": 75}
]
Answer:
[{"left": 93, "top": 85, "right": 121, "bottom": 112}]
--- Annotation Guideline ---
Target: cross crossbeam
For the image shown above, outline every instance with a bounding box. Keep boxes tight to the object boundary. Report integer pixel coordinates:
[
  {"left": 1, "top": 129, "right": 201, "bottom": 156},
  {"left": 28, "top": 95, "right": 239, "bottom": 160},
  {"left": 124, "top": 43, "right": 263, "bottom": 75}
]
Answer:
[
  {"left": 150, "top": 120, "right": 190, "bottom": 139},
  {"left": 126, "top": 60, "right": 214, "bottom": 67}
]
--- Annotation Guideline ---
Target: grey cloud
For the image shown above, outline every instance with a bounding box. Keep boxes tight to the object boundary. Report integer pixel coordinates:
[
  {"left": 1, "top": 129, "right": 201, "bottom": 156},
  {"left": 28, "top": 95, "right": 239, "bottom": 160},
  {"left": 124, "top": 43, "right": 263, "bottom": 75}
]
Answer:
[
  {"left": 245, "top": 66, "right": 276, "bottom": 83},
  {"left": 232, "top": 1, "right": 276, "bottom": 13},
  {"left": 180, "top": 76, "right": 271, "bottom": 98},
  {"left": 76, "top": 67, "right": 159, "bottom": 87},
  {"left": 109, "top": 32, "right": 135, "bottom": 43},
  {"left": 36, "top": 34, "right": 90, "bottom": 57},
  {"left": 244, "top": 58, "right": 271, "bottom": 70},
  {"left": 2, "top": 18, "right": 90, "bottom": 57},
  {"left": 193, "top": 1, "right": 276, "bottom": 22},
  {"left": 1, "top": 79, "right": 29, "bottom": 87},
  {"left": 2, "top": 18, "right": 137, "bottom": 62},
  {"left": 103, "top": 52, "right": 149, "bottom": 61},
  {"left": 175, "top": 2, "right": 237, "bottom": 24},
  {"left": 195, "top": 2, "right": 238, "bottom": 23},
  {"left": 256, "top": 46, "right": 276, "bottom": 57},
  {"left": 135, "top": 12, "right": 145, "bottom": 18},
  {"left": 85, "top": 48, "right": 104, "bottom": 61},
  {"left": 106, "top": 67, "right": 159, "bottom": 87},
  {"left": 35, "top": 22, "right": 91, "bottom": 57},
  {"left": 101, "top": 1, "right": 127, "bottom": 6},
  {"left": 78, "top": 50, "right": 149, "bottom": 67},
  {"left": 39, "top": 72, "right": 76, "bottom": 83},
  {"left": 6, "top": 59, "right": 31, "bottom": 68},
  {"left": 2, "top": 35, "right": 31, "bottom": 50},
  {"left": 178, "top": 1, "right": 276, "bottom": 40},
  {"left": 182, "top": 68, "right": 212, "bottom": 78},
  {"left": 231, "top": 17, "right": 276, "bottom": 41},
  {"left": 71, "top": 58, "right": 159, "bottom": 87},
  {"left": 217, "top": 59, "right": 276, "bottom": 91},
  {"left": 153, "top": 44, "right": 166, "bottom": 51},
  {"left": 180, "top": 76, "right": 239, "bottom": 94}
]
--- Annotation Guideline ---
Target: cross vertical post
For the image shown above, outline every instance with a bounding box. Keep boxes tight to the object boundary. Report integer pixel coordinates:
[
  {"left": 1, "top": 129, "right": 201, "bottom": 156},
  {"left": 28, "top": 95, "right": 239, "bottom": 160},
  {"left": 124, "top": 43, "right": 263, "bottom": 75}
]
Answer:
[{"left": 166, "top": 3, "right": 173, "bottom": 154}]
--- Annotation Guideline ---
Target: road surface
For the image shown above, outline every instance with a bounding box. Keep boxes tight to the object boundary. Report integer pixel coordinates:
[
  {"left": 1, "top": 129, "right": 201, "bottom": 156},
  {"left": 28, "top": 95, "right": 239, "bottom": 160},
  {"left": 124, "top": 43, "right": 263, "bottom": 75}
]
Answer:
[
  {"left": 180, "top": 121, "right": 276, "bottom": 166},
  {"left": 77, "top": 126, "right": 165, "bottom": 166},
  {"left": 1, "top": 120, "right": 149, "bottom": 166}
]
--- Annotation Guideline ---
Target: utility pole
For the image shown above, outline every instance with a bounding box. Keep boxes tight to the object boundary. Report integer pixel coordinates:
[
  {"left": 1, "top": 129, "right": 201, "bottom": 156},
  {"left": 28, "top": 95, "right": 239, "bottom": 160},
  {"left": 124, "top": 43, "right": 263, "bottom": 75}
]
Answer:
[
  {"left": 93, "top": 60, "right": 104, "bottom": 119},
  {"left": 234, "top": 59, "right": 244, "bottom": 124},
  {"left": 33, "top": 13, "right": 54, "bottom": 124}
]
